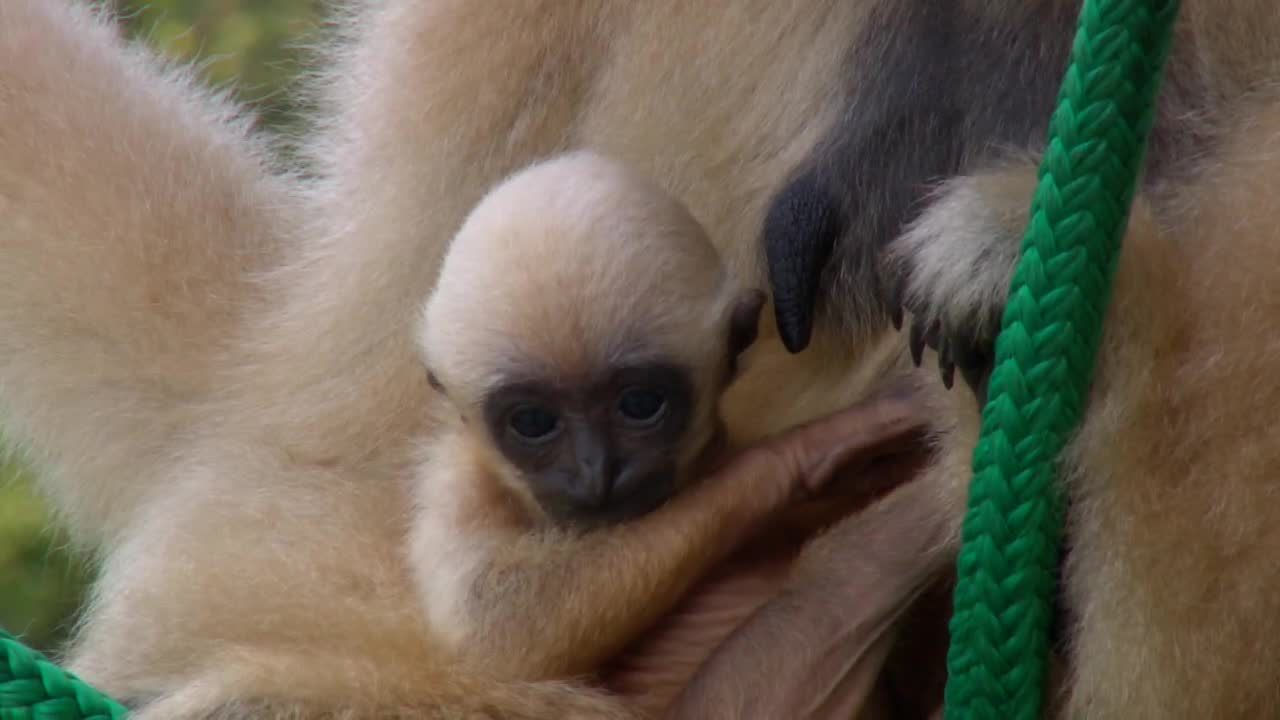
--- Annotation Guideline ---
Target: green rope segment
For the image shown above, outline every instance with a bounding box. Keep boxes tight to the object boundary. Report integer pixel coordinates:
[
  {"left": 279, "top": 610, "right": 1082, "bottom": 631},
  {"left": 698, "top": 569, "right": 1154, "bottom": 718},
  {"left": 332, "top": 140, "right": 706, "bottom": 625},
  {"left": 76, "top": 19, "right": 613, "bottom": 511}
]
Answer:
[
  {"left": 942, "top": 1, "right": 1180, "bottom": 719},
  {"left": 0, "top": 629, "right": 127, "bottom": 719},
  {"left": 0, "top": 2, "right": 1179, "bottom": 719}
]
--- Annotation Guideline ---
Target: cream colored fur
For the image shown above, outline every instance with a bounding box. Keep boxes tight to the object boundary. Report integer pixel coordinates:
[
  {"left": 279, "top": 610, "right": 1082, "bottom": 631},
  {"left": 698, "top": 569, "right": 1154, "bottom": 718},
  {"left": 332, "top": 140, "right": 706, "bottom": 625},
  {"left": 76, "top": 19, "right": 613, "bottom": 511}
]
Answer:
[
  {"left": 889, "top": 167, "right": 1031, "bottom": 346},
  {"left": 885, "top": 99, "right": 1280, "bottom": 717},
  {"left": 0, "top": 0, "right": 300, "bottom": 548},
  {"left": 1065, "top": 104, "right": 1280, "bottom": 717},
  {"left": 420, "top": 152, "right": 739, "bottom": 414},
  {"left": 0, "top": 2, "right": 633, "bottom": 717},
  {"left": 412, "top": 151, "right": 769, "bottom": 678},
  {"left": 10, "top": 0, "right": 1280, "bottom": 718},
  {"left": 0, "top": 3, "right": 880, "bottom": 714}
]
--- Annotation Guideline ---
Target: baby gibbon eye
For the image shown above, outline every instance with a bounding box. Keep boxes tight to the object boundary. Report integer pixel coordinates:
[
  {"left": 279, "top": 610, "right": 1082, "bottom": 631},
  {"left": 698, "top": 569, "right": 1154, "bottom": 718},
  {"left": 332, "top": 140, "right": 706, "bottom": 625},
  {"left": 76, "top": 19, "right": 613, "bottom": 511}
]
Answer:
[
  {"left": 617, "top": 387, "right": 667, "bottom": 426},
  {"left": 508, "top": 404, "right": 562, "bottom": 443}
]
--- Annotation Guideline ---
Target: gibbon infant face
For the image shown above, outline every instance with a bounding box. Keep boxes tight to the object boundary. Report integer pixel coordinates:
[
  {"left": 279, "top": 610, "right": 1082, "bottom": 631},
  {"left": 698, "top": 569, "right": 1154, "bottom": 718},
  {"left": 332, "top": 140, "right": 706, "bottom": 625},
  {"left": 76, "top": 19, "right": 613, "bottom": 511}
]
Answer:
[{"left": 420, "top": 151, "right": 764, "bottom": 527}]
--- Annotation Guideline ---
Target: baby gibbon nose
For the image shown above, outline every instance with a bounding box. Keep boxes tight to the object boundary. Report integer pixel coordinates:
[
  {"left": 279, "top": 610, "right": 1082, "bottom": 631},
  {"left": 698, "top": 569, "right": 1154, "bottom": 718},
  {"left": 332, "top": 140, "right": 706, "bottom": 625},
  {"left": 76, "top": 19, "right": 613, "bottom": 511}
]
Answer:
[
  {"left": 557, "top": 425, "right": 675, "bottom": 523},
  {"left": 570, "top": 425, "right": 615, "bottom": 508}
]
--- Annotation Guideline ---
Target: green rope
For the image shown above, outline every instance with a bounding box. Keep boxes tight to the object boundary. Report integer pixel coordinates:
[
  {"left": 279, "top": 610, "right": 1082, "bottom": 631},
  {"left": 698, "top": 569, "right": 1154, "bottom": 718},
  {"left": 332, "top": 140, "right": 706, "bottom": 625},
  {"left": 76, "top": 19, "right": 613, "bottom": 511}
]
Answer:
[
  {"left": 0, "top": 2, "right": 1179, "bottom": 719},
  {"left": 0, "top": 628, "right": 128, "bottom": 719},
  {"left": 942, "top": 1, "right": 1180, "bottom": 719}
]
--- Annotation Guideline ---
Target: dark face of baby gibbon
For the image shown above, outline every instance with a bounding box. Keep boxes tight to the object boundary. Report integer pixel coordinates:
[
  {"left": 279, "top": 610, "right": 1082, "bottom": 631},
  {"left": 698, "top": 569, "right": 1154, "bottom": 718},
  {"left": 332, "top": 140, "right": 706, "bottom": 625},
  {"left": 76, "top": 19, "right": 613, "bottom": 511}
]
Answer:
[{"left": 483, "top": 362, "right": 696, "bottom": 528}]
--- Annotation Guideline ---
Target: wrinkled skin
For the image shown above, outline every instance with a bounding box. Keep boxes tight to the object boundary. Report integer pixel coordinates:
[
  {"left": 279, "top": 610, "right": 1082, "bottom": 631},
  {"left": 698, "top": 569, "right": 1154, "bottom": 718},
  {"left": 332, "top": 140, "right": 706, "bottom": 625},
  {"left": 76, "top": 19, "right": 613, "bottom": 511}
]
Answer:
[{"left": 601, "top": 385, "right": 957, "bottom": 719}]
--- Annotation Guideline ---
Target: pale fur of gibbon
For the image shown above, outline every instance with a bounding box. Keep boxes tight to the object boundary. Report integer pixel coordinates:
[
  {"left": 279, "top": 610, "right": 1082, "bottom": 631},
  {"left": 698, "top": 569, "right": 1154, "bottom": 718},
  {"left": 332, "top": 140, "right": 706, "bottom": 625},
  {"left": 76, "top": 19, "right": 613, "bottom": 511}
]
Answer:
[
  {"left": 0, "top": 5, "right": 935, "bottom": 717},
  {"left": 886, "top": 133, "right": 1280, "bottom": 717},
  {"left": 409, "top": 148, "right": 870, "bottom": 683},
  {"left": 8, "top": 0, "right": 1280, "bottom": 718}
]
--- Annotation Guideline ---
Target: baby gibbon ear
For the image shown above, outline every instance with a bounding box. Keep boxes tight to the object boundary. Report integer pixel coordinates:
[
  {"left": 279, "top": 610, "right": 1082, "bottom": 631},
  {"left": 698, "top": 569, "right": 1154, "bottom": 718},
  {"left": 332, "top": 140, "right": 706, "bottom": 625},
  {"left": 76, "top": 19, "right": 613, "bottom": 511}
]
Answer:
[
  {"left": 427, "top": 369, "right": 445, "bottom": 394},
  {"left": 728, "top": 289, "right": 767, "bottom": 374}
]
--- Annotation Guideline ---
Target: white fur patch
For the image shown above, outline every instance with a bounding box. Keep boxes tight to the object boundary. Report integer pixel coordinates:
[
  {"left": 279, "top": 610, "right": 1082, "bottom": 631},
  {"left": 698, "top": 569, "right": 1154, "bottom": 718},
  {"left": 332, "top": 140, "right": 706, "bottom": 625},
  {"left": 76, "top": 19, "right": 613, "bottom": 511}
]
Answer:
[
  {"left": 889, "top": 176, "right": 1026, "bottom": 341},
  {"left": 407, "top": 439, "right": 495, "bottom": 650}
]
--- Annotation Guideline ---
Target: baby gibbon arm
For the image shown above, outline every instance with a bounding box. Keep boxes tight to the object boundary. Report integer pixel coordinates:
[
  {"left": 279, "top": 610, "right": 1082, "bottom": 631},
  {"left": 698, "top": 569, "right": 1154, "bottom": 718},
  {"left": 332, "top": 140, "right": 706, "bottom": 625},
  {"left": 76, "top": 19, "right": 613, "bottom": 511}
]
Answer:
[
  {"left": 431, "top": 385, "right": 929, "bottom": 682},
  {"left": 0, "top": 0, "right": 300, "bottom": 546}
]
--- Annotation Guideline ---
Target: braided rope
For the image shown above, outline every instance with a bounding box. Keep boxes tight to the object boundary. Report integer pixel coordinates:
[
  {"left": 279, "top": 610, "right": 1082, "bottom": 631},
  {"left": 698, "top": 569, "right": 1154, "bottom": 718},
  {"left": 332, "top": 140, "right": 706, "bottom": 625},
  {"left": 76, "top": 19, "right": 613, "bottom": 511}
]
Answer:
[
  {"left": 0, "top": 629, "right": 127, "bottom": 719},
  {"left": 942, "top": 1, "right": 1180, "bottom": 718},
  {"left": 0, "top": 2, "right": 1179, "bottom": 718}
]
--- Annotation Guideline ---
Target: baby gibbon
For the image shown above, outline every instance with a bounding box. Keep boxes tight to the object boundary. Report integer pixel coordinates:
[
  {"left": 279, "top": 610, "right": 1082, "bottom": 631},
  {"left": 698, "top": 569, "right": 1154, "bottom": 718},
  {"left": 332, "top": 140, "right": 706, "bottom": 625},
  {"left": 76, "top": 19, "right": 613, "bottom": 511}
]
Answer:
[{"left": 410, "top": 151, "right": 913, "bottom": 683}]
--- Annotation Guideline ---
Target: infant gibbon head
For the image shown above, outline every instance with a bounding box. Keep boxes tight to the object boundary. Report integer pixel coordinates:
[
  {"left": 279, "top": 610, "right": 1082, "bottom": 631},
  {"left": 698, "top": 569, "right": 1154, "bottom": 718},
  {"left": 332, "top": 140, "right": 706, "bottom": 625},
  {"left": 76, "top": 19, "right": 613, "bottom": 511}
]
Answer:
[{"left": 419, "top": 151, "right": 766, "bottom": 528}]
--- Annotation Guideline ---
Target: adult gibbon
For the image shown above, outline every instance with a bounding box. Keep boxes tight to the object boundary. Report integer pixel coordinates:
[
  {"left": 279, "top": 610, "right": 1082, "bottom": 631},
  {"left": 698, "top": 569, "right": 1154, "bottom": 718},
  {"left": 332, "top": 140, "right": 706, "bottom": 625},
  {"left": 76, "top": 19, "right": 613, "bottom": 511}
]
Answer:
[{"left": 8, "top": 0, "right": 1280, "bottom": 718}]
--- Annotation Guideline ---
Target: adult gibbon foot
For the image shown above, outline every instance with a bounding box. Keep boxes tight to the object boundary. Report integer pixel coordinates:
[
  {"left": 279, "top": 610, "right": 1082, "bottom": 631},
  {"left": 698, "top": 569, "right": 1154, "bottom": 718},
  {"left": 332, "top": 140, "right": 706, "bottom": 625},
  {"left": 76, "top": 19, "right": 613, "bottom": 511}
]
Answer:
[{"left": 882, "top": 163, "right": 1040, "bottom": 405}]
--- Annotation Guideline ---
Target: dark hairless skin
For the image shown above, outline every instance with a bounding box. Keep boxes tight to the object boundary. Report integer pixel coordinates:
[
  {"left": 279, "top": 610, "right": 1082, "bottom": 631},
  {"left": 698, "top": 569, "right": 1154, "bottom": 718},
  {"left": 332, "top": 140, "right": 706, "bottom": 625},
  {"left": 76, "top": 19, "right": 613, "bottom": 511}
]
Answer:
[{"left": 601, "top": 382, "right": 967, "bottom": 718}]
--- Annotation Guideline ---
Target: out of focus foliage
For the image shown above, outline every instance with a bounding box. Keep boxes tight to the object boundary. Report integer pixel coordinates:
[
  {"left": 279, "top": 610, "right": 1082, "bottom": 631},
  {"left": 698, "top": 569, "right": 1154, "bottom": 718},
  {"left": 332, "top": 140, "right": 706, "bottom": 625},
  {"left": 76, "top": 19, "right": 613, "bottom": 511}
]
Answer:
[
  {"left": 119, "top": 0, "right": 322, "bottom": 130},
  {"left": 1, "top": 0, "right": 318, "bottom": 654},
  {"left": 0, "top": 465, "right": 93, "bottom": 653}
]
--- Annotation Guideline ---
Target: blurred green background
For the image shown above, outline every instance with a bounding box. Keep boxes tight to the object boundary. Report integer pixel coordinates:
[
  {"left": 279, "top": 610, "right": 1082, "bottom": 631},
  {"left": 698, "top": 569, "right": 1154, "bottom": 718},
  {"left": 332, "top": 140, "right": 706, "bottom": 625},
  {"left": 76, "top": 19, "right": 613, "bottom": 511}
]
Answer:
[{"left": 1, "top": 0, "right": 317, "bottom": 653}]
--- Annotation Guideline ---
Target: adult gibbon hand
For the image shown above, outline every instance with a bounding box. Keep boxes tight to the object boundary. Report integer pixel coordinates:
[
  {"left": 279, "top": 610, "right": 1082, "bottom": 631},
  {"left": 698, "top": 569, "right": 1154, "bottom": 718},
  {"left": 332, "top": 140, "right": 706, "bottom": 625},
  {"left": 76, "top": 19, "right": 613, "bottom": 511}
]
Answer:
[{"left": 602, "top": 382, "right": 948, "bottom": 719}]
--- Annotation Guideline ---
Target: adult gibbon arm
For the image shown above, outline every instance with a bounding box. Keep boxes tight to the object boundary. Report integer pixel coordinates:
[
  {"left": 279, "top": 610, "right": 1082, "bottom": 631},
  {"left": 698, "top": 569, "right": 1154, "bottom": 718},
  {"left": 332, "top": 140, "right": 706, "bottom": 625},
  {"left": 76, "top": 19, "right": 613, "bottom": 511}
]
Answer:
[
  {"left": 0, "top": 0, "right": 300, "bottom": 547},
  {"left": 664, "top": 470, "right": 961, "bottom": 720},
  {"left": 602, "top": 419, "right": 941, "bottom": 719}
]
